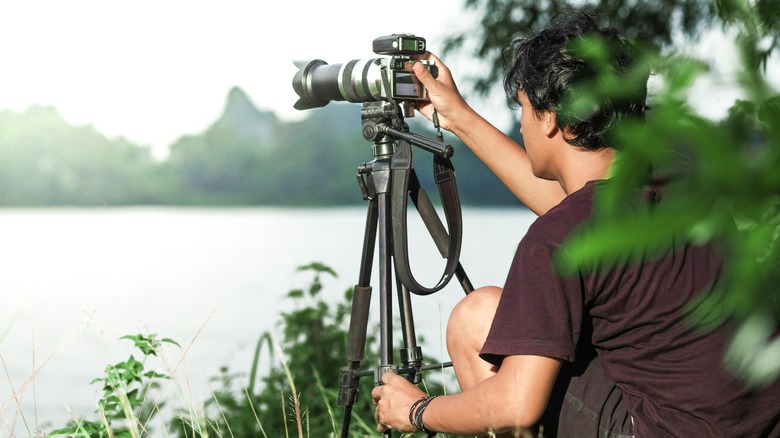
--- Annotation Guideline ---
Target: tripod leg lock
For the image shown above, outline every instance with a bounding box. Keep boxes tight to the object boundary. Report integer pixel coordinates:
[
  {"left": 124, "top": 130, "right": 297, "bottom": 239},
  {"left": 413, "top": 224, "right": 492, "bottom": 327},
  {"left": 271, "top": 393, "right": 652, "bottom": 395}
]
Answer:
[
  {"left": 338, "top": 366, "right": 361, "bottom": 407},
  {"left": 374, "top": 364, "right": 399, "bottom": 386},
  {"left": 401, "top": 346, "right": 424, "bottom": 384}
]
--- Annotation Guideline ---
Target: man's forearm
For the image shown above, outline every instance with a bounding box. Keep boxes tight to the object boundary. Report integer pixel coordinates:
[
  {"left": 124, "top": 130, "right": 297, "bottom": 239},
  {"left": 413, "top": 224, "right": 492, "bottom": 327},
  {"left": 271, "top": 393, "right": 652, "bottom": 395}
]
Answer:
[
  {"left": 421, "top": 355, "right": 561, "bottom": 435},
  {"left": 451, "top": 110, "right": 565, "bottom": 215}
]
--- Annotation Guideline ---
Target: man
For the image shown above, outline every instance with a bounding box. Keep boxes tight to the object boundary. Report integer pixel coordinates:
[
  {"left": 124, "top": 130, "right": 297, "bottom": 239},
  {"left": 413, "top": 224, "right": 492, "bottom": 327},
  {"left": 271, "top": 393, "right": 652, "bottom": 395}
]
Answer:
[{"left": 371, "top": 8, "right": 780, "bottom": 437}]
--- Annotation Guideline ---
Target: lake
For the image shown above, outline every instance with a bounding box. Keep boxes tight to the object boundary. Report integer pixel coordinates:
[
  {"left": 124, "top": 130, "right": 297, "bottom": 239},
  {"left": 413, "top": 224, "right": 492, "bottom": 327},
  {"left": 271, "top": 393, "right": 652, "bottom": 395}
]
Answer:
[{"left": 0, "top": 206, "right": 535, "bottom": 436}]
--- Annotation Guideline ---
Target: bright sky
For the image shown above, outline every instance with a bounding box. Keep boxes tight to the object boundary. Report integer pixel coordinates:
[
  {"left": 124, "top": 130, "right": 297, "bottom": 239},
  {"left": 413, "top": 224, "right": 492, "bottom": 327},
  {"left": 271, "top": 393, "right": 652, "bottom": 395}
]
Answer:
[
  {"left": 0, "top": 0, "right": 481, "bottom": 156},
  {"left": 1, "top": 1, "right": 776, "bottom": 157}
]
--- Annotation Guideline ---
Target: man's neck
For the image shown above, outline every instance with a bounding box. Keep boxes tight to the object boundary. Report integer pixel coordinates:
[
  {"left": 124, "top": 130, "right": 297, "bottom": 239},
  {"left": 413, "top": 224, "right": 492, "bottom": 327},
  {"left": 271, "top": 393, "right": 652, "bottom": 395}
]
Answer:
[{"left": 556, "top": 147, "right": 615, "bottom": 195}]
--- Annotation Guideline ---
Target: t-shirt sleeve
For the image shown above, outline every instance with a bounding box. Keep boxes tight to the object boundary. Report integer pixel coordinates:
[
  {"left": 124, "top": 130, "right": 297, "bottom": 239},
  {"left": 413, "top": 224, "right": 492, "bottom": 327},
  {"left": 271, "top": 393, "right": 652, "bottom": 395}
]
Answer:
[{"left": 480, "top": 240, "right": 584, "bottom": 366}]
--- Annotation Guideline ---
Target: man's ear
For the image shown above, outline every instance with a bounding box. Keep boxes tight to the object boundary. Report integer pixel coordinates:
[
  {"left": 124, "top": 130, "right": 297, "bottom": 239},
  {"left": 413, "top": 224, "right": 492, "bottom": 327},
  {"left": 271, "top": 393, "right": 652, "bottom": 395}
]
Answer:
[{"left": 543, "top": 111, "right": 558, "bottom": 137}]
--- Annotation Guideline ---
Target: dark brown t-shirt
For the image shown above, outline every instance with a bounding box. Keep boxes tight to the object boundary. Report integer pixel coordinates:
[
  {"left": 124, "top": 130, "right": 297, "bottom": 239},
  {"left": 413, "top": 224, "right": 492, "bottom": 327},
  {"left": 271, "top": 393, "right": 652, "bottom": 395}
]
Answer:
[{"left": 481, "top": 180, "right": 780, "bottom": 437}]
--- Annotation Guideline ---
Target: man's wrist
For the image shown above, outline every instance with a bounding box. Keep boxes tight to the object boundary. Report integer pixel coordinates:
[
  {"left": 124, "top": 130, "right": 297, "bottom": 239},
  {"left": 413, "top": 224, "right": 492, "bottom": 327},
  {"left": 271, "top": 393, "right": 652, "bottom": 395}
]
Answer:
[{"left": 409, "top": 395, "right": 438, "bottom": 434}]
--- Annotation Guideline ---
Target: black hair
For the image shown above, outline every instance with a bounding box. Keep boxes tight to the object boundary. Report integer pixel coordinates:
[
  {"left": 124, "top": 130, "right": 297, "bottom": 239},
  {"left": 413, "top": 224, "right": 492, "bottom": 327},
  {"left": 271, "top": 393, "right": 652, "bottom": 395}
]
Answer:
[{"left": 503, "top": 8, "right": 650, "bottom": 150}]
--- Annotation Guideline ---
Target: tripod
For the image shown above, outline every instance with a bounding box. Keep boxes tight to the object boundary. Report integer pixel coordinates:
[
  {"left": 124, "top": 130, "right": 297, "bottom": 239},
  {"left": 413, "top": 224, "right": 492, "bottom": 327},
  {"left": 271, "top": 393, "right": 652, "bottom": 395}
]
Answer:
[{"left": 338, "top": 101, "right": 473, "bottom": 438}]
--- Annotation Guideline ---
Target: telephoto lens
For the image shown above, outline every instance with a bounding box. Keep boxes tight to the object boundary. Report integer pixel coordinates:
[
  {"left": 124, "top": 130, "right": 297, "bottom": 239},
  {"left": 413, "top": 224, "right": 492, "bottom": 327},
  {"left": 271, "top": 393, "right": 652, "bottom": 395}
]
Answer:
[{"left": 292, "top": 58, "right": 384, "bottom": 110}]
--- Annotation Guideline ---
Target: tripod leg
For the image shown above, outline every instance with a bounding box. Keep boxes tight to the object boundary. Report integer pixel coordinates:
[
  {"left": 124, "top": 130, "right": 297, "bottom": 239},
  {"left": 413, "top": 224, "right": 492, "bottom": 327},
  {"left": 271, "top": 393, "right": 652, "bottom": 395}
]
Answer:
[
  {"left": 396, "top": 279, "right": 424, "bottom": 383},
  {"left": 341, "top": 158, "right": 397, "bottom": 437},
  {"left": 338, "top": 191, "right": 403, "bottom": 438},
  {"left": 377, "top": 191, "right": 394, "bottom": 369},
  {"left": 377, "top": 190, "right": 399, "bottom": 438},
  {"left": 339, "top": 198, "right": 378, "bottom": 438}
]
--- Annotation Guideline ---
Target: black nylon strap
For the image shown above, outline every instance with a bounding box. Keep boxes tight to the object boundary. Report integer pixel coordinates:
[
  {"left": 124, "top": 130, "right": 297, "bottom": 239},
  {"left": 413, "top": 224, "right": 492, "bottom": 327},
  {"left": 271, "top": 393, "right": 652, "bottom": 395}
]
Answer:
[{"left": 390, "top": 140, "right": 463, "bottom": 295}]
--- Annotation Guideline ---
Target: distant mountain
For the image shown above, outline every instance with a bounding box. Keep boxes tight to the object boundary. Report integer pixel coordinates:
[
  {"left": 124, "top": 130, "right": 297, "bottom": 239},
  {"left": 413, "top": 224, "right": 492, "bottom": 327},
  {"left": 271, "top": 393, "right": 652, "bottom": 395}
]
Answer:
[{"left": 212, "top": 87, "right": 279, "bottom": 148}]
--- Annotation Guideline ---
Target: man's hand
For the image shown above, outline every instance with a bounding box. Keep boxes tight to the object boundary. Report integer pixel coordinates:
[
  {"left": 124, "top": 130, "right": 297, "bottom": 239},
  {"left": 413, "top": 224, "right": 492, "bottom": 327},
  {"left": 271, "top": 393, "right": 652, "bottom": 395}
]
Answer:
[
  {"left": 371, "top": 371, "right": 429, "bottom": 433},
  {"left": 409, "top": 52, "right": 472, "bottom": 133}
]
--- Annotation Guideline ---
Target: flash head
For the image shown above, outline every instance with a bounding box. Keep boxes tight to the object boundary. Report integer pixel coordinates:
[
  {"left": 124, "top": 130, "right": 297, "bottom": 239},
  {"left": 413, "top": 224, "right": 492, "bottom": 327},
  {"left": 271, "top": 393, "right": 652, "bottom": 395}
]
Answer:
[{"left": 372, "top": 34, "right": 427, "bottom": 56}]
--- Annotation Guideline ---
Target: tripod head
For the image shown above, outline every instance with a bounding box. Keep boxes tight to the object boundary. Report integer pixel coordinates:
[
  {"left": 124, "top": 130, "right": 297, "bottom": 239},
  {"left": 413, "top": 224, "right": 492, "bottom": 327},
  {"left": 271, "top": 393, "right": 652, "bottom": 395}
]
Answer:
[{"left": 359, "top": 101, "right": 454, "bottom": 159}]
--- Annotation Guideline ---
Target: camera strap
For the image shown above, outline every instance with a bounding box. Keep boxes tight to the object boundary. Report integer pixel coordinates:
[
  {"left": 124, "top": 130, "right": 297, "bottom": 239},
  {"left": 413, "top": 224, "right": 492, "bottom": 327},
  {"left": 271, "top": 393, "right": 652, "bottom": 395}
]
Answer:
[{"left": 390, "top": 139, "right": 463, "bottom": 295}]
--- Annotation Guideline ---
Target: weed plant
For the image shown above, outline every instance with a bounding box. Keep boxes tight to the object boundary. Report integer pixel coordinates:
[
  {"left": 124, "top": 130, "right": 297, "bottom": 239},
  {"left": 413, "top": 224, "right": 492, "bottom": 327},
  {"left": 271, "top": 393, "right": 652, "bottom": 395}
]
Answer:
[
  {"left": 41, "top": 263, "right": 455, "bottom": 437},
  {"left": 48, "top": 334, "right": 180, "bottom": 438}
]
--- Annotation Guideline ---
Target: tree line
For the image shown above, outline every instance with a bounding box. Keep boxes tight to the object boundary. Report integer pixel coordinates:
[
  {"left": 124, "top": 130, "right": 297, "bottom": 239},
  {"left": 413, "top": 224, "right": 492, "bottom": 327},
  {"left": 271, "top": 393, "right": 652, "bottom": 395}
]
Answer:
[{"left": 0, "top": 87, "right": 520, "bottom": 208}]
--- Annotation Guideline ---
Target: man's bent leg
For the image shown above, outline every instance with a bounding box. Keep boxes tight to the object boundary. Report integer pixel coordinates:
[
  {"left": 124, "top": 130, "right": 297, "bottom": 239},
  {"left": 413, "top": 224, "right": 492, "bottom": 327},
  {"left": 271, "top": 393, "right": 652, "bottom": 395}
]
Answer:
[
  {"left": 446, "top": 287, "right": 634, "bottom": 437},
  {"left": 447, "top": 287, "right": 546, "bottom": 438},
  {"left": 446, "top": 286, "right": 502, "bottom": 390}
]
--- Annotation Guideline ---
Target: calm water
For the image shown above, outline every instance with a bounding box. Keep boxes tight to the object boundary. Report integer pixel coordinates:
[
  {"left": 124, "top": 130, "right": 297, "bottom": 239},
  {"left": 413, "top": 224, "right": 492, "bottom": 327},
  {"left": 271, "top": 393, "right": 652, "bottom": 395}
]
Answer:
[{"left": 0, "top": 207, "right": 534, "bottom": 436}]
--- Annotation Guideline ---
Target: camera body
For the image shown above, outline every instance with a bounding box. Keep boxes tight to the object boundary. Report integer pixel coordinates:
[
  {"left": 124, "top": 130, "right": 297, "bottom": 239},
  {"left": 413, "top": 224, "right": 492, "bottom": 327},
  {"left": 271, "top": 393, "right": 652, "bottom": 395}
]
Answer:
[
  {"left": 292, "top": 34, "right": 437, "bottom": 110},
  {"left": 381, "top": 56, "right": 437, "bottom": 102}
]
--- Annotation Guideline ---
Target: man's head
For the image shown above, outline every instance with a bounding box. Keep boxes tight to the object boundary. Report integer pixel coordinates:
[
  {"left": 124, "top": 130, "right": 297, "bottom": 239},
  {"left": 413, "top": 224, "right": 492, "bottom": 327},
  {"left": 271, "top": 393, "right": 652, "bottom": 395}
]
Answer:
[{"left": 503, "top": 8, "right": 650, "bottom": 151}]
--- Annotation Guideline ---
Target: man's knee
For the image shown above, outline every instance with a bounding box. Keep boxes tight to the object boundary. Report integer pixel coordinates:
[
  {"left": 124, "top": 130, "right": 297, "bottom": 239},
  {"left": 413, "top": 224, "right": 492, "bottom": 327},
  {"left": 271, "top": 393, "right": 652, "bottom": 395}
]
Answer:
[
  {"left": 447, "top": 286, "right": 502, "bottom": 346},
  {"left": 450, "top": 286, "right": 502, "bottom": 322}
]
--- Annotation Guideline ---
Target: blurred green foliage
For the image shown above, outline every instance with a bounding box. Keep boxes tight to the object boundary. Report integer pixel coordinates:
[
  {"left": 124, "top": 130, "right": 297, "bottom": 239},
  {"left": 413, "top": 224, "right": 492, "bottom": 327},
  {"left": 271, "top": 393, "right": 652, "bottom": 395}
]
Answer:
[{"left": 443, "top": 0, "right": 777, "bottom": 97}]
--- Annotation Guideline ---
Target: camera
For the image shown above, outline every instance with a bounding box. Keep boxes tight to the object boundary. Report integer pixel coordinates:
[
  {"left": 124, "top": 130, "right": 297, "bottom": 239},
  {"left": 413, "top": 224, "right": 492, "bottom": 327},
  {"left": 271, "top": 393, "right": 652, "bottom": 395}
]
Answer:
[{"left": 292, "top": 34, "right": 437, "bottom": 111}]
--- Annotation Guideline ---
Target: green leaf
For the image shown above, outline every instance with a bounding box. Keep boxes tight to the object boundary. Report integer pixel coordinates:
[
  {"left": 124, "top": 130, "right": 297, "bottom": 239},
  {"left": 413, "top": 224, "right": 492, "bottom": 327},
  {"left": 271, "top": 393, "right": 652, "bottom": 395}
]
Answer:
[
  {"left": 160, "top": 337, "right": 181, "bottom": 348},
  {"left": 120, "top": 333, "right": 160, "bottom": 356},
  {"left": 724, "top": 311, "right": 780, "bottom": 388},
  {"left": 144, "top": 370, "right": 172, "bottom": 380},
  {"left": 296, "top": 262, "right": 338, "bottom": 278}
]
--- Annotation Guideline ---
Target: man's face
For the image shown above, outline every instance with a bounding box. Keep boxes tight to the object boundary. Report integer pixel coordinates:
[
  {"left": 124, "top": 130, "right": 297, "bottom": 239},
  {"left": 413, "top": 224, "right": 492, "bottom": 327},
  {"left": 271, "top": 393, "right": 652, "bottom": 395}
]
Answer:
[{"left": 517, "top": 90, "right": 554, "bottom": 179}]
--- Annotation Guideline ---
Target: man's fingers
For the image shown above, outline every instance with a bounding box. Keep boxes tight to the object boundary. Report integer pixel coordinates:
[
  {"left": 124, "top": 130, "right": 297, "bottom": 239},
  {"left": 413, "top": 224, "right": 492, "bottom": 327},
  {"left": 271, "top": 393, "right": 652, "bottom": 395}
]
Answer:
[
  {"left": 412, "top": 61, "right": 436, "bottom": 87},
  {"left": 375, "top": 403, "right": 390, "bottom": 433},
  {"left": 371, "top": 386, "right": 381, "bottom": 405},
  {"left": 381, "top": 370, "right": 402, "bottom": 384}
]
